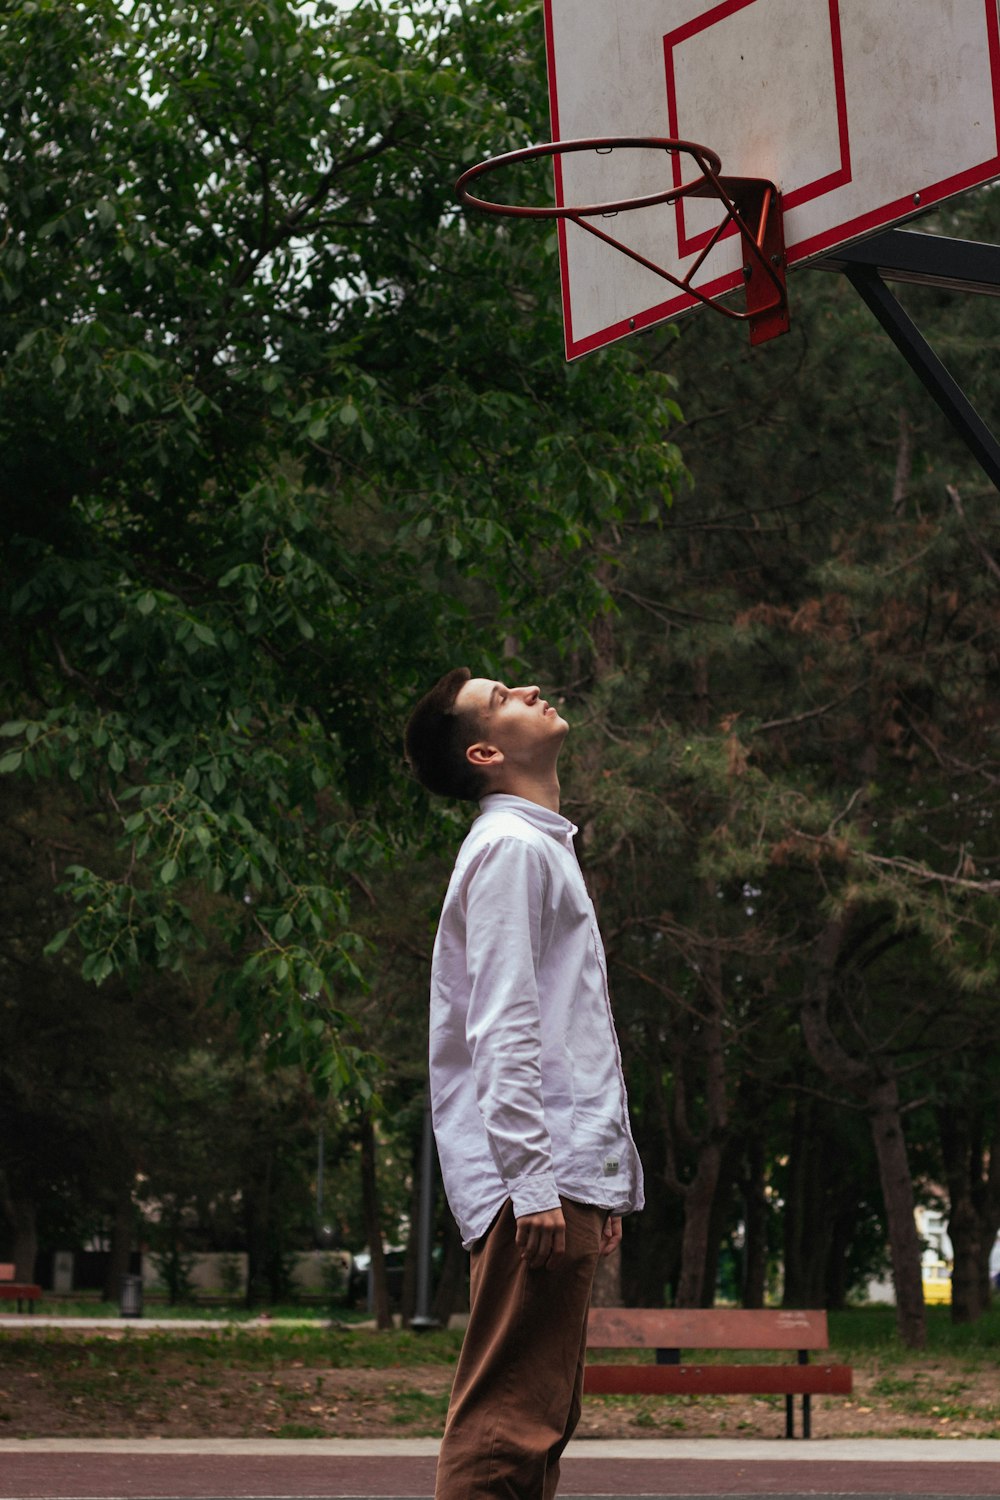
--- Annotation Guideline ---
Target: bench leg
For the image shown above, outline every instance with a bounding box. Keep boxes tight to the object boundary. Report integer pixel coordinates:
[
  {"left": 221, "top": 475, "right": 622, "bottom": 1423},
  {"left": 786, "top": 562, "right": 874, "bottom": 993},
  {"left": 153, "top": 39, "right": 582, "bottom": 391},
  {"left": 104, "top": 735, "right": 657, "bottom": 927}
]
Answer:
[{"left": 784, "top": 1394, "right": 812, "bottom": 1439}]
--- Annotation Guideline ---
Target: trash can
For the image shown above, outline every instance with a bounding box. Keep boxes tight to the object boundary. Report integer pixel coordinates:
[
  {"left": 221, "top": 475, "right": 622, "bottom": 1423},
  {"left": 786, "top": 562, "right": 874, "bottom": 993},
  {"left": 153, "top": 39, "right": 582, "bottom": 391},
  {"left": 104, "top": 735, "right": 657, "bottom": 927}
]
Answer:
[{"left": 119, "top": 1274, "right": 144, "bottom": 1318}]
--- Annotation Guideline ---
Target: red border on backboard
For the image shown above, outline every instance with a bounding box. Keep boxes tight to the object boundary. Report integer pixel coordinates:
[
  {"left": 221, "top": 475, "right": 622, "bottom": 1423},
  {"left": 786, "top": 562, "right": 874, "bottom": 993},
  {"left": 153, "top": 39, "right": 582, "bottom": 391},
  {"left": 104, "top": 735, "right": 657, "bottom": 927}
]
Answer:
[
  {"left": 544, "top": 0, "right": 1000, "bottom": 359},
  {"left": 665, "top": 0, "right": 851, "bottom": 257}
]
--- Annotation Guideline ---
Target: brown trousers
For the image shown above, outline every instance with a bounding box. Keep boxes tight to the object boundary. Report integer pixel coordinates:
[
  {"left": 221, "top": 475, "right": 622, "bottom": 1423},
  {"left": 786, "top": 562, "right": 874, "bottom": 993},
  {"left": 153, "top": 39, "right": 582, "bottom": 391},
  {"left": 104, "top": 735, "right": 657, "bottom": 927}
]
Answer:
[{"left": 434, "top": 1198, "right": 607, "bottom": 1500}]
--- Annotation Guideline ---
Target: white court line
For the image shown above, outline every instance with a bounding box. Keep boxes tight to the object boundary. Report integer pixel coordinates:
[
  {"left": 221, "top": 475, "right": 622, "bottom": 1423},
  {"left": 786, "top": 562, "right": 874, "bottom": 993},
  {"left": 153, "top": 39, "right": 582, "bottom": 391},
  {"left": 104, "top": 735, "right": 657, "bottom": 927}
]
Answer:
[{"left": 2, "top": 1437, "right": 999, "bottom": 1462}]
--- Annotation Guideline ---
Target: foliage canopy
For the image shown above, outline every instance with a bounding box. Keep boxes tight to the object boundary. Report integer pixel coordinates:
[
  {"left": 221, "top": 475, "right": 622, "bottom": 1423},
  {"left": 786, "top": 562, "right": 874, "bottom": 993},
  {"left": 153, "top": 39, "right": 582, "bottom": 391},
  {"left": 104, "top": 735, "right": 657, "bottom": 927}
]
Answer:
[{"left": 0, "top": 0, "right": 684, "bottom": 1076}]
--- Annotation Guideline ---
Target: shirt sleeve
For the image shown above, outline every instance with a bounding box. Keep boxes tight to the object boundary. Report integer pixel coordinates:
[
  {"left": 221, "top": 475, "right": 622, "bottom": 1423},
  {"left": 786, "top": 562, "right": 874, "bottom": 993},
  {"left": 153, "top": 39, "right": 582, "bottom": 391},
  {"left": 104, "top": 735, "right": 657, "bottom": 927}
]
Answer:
[{"left": 461, "top": 835, "right": 561, "bottom": 1219}]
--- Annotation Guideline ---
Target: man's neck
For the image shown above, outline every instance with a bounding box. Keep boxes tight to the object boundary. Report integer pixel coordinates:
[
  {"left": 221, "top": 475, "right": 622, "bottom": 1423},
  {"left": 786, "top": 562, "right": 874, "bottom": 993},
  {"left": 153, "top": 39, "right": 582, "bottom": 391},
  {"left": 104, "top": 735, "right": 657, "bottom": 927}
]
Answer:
[{"left": 490, "top": 770, "right": 561, "bottom": 814}]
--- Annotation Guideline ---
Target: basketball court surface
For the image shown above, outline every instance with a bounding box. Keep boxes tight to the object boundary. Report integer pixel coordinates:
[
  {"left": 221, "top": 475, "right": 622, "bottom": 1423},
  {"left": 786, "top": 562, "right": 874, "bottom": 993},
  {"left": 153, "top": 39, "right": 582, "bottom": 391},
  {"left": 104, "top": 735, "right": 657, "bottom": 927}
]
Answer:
[{"left": 2, "top": 1438, "right": 999, "bottom": 1500}]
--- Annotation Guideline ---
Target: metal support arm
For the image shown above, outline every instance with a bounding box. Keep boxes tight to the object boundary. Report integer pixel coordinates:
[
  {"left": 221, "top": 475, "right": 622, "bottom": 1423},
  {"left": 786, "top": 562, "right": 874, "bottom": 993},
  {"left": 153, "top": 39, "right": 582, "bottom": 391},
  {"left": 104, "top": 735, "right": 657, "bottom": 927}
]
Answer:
[{"left": 814, "top": 230, "right": 1000, "bottom": 493}]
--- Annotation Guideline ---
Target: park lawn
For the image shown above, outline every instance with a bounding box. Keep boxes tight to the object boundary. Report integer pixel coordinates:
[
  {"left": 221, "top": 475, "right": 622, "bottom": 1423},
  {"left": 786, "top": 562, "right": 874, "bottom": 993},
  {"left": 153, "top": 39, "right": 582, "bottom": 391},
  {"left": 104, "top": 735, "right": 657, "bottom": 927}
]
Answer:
[{"left": 0, "top": 1306, "right": 998, "bottom": 1441}]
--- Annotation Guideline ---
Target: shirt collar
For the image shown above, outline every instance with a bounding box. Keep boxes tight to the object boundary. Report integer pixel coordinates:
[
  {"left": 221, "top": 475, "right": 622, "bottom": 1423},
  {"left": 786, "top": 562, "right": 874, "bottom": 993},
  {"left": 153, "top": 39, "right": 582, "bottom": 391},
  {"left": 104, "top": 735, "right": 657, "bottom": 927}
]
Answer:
[{"left": 478, "top": 792, "right": 579, "bottom": 847}]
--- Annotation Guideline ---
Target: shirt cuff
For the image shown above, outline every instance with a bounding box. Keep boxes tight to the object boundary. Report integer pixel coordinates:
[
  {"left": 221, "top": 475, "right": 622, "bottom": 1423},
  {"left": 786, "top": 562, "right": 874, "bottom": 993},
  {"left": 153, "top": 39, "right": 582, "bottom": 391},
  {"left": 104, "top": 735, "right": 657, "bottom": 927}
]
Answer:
[{"left": 508, "top": 1172, "right": 562, "bottom": 1220}]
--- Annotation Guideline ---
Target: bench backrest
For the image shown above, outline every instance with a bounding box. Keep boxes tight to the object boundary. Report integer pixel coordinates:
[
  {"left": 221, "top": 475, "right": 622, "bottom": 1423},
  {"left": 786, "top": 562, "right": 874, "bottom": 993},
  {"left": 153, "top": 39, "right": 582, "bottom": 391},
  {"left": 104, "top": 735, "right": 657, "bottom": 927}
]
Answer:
[{"left": 587, "top": 1307, "right": 829, "bottom": 1351}]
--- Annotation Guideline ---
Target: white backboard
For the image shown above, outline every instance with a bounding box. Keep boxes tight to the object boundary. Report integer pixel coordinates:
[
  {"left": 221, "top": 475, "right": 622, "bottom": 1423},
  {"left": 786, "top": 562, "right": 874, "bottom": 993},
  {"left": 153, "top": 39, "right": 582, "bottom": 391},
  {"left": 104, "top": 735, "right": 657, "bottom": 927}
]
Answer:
[{"left": 544, "top": 0, "right": 1000, "bottom": 358}]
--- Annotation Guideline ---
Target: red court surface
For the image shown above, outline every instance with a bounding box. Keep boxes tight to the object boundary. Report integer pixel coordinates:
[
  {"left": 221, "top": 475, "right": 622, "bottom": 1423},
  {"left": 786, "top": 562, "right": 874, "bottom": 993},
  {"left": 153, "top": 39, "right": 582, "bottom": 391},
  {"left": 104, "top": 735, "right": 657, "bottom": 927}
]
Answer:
[{"left": 2, "top": 1441, "right": 999, "bottom": 1499}]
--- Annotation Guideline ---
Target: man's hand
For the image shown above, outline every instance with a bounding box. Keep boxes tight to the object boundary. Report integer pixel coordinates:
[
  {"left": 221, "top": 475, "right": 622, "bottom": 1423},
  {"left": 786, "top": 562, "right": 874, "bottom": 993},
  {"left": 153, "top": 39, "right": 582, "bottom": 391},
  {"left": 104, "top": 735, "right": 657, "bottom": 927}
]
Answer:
[
  {"left": 515, "top": 1207, "right": 566, "bottom": 1269},
  {"left": 599, "top": 1215, "right": 622, "bottom": 1257}
]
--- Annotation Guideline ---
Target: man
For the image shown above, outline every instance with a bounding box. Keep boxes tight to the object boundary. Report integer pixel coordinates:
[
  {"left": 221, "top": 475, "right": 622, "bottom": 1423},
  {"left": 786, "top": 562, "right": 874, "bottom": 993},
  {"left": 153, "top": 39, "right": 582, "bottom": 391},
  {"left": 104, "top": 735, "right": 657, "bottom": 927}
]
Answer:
[{"left": 404, "top": 667, "right": 644, "bottom": 1500}]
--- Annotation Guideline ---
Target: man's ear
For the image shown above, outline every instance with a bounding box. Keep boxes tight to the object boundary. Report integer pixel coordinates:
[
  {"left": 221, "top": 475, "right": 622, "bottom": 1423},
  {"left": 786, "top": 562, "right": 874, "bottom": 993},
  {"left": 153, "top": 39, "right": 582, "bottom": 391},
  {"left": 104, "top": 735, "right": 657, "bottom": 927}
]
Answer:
[{"left": 466, "top": 741, "right": 503, "bottom": 769}]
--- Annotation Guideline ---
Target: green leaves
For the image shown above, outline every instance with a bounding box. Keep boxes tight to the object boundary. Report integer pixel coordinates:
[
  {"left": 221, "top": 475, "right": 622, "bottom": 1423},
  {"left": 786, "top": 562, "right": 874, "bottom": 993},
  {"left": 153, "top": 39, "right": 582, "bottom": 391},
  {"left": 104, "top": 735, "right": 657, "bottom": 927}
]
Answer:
[{"left": 0, "top": 0, "right": 688, "bottom": 1079}]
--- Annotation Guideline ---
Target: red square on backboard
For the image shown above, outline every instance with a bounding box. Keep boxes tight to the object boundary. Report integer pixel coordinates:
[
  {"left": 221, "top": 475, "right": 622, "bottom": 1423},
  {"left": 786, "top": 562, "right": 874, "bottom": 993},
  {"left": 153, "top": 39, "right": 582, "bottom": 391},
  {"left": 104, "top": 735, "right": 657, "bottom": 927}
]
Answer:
[{"left": 664, "top": 0, "right": 851, "bottom": 258}]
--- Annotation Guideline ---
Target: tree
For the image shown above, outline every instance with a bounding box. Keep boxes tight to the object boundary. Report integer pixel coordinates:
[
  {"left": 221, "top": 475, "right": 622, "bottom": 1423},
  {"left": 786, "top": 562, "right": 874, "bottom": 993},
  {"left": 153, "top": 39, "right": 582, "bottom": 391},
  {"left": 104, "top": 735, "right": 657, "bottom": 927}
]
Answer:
[
  {"left": 0, "top": 774, "right": 189, "bottom": 1296},
  {"left": 0, "top": 0, "right": 685, "bottom": 1075},
  {"left": 550, "top": 185, "right": 1000, "bottom": 1340}
]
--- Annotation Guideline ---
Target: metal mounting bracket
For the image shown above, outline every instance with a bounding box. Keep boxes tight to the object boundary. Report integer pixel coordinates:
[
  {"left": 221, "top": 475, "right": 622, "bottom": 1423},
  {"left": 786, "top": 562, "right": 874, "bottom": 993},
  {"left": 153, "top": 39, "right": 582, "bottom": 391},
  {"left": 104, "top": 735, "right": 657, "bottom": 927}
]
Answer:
[{"left": 723, "top": 178, "right": 789, "bottom": 346}]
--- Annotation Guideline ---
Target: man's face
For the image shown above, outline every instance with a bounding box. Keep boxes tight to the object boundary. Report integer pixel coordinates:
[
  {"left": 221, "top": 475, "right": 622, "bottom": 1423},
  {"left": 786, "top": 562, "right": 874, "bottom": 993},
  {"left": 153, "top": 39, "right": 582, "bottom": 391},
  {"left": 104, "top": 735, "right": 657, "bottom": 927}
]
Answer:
[{"left": 455, "top": 677, "right": 568, "bottom": 773}]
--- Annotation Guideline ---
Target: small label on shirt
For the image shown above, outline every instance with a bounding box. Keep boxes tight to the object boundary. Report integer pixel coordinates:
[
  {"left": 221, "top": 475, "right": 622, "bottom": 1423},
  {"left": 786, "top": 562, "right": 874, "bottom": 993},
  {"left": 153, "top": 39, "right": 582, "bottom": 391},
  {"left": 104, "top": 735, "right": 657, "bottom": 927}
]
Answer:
[{"left": 603, "top": 1156, "right": 620, "bottom": 1177}]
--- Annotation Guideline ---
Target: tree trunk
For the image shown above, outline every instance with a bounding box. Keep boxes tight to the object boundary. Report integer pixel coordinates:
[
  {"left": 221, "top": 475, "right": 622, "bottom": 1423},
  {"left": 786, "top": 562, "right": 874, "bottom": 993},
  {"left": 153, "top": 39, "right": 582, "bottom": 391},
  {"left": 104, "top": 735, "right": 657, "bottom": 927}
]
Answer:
[
  {"left": 674, "top": 940, "right": 729, "bottom": 1307},
  {"left": 740, "top": 1136, "right": 768, "bottom": 1308},
  {"left": 868, "top": 1079, "right": 925, "bottom": 1348},
  {"left": 623, "top": 1040, "right": 682, "bottom": 1305},
  {"left": 675, "top": 1141, "right": 723, "bottom": 1306},
  {"left": 359, "top": 1110, "right": 393, "bottom": 1330},
  {"left": 799, "top": 914, "right": 925, "bottom": 1345},
  {"left": 701, "top": 1168, "right": 729, "bottom": 1309},
  {"left": 400, "top": 1131, "right": 422, "bottom": 1325},
  {"left": 948, "top": 1198, "right": 985, "bottom": 1324},
  {"left": 9, "top": 1197, "right": 38, "bottom": 1284},
  {"left": 782, "top": 1097, "right": 810, "bottom": 1307},
  {"left": 824, "top": 1199, "right": 862, "bottom": 1311},
  {"left": 622, "top": 1194, "right": 682, "bottom": 1307},
  {"left": 590, "top": 1233, "right": 623, "bottom": 1306},
  {"left": 782, "top": 1098, "right": 831, "bottom": 1307},
  {"left": 432, "top": 1214, "right": 468, "bottom": 1326},
  {"left": 938, "top": 1105, "right": 1000, "bottom": 1324},
  {"left": 243, "top": 1153, "right": 273, "bottom": 1307},
  {"left": 102, "top": 1181, "right": 133, "bottom": 1303},
  {"left": 244, "top": 1201, "right": 266, "bottom": 1307}
]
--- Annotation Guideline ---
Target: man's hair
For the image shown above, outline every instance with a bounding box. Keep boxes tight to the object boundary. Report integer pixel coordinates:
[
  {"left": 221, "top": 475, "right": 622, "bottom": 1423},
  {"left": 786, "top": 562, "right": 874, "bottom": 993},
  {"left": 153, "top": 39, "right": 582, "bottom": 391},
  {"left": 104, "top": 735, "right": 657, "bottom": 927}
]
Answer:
[{"left": 404, "top": 667, "right": 489, "bottom": 802}]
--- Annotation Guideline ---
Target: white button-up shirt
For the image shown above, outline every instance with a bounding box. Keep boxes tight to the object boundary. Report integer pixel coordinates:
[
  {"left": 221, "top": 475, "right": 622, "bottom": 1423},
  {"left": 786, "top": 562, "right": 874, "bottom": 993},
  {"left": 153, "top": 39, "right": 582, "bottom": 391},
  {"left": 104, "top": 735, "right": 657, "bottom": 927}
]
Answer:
[{"left": 429, "top": 793, "right": 644, "bottom": 1248}]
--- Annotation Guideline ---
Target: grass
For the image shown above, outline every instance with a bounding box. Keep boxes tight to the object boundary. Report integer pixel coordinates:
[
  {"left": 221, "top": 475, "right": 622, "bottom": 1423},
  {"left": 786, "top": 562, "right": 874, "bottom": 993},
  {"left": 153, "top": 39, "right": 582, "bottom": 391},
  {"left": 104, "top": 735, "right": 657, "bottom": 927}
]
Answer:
[
  {"left": 828, "top": 1304, "right": 1000, "bottom": 1361},
  {"left": 3, "top": 1303, "right": 1000, "bottom": 1440},
  {"left": 0, "top": 1320, "right": 465, "bottom": 1436},
  {"left": 3, "top": 1305, "right": 996, "bottom": 1380},
  {"left": 0, "top": 1321, "right": 466, "bottom": 1374},
  {"left": 22, "top": 1295, "right": 367, "bottom": 1322},
  {"left": 384, "top": 1388, "right": 451, "bottom": 1431}
]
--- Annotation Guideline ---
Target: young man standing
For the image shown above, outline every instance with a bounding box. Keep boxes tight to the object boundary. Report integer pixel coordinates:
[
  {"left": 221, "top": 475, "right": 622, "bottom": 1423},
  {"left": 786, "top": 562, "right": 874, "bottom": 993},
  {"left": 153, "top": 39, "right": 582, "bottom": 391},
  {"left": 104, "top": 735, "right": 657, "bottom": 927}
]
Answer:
[{"left": 404, "top": 667, "right": 644, "bottom": 1500}]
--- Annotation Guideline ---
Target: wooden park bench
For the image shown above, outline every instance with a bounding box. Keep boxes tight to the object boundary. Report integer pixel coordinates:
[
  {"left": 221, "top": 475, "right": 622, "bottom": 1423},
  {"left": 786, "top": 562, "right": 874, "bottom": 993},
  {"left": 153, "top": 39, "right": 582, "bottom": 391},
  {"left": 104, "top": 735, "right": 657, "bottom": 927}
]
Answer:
[
  {"left": 0, "top": 1262, "right": 41, "bottom": 1313},
  {"left": 585, "top": 1307, "right": 852, "bottom": 1438}
]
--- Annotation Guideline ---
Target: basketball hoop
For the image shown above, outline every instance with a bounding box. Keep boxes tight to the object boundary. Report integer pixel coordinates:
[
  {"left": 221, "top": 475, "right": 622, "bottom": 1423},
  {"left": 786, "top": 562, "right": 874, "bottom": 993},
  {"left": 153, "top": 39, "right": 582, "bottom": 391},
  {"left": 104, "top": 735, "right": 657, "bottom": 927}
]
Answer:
[{"left": 456, "top": 137, "right": 789, "bottom": 346}]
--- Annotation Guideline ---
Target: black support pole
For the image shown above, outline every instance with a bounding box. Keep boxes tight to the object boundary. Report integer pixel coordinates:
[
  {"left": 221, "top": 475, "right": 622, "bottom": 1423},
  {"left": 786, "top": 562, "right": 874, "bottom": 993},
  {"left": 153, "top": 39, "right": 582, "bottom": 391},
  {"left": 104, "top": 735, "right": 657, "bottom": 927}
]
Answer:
[{"left": 410, "top": 1092, "right": 439, "bottom": 1330}]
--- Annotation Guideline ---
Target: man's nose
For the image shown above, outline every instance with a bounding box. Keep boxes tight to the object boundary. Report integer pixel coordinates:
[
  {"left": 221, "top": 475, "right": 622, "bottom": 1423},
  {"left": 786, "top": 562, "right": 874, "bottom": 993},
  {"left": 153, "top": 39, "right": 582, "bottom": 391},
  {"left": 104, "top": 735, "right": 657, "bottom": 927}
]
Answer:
[{"left": 515, "top": 685, "right": 540, "bottom": 702}]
